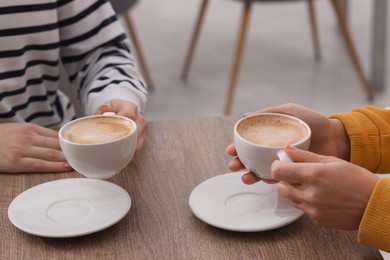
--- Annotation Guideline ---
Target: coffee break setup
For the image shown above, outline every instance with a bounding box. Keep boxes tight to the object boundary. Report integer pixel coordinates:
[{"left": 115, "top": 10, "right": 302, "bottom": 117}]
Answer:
[
  {"left": 3, "top": 113, "right": 383, "bottom": 259},
  {"left": 7, "top": 112, "right": 312, "bottom": 237}
]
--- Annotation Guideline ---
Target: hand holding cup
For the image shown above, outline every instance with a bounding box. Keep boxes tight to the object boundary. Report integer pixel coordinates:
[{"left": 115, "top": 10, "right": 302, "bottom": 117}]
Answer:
[
  {"left": 233, "top": 113, "right": 311, "bottom": 180},
  {"left": 59, "top": 113, "right": 137, "bottom": 179}
]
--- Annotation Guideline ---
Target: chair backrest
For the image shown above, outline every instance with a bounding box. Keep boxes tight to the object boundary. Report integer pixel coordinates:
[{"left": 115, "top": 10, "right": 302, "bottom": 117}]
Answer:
[{"left": 109, "top": 0, "right": 138, "bottom": 15}]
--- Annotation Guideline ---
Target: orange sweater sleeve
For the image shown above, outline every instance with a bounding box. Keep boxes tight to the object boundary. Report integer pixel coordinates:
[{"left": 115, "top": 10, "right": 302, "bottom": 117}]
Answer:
[{"left": 330, "top": 106, "right": 390, "bottom": 252}]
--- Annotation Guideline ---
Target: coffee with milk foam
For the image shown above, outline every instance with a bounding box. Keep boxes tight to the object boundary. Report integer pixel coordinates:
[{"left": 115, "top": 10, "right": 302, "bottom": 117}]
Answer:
[
  {"left": 237, "top": 115, "right": 308, "bottom": 148},
  {"left": 62, "top": 117, "right": 133, "bottom": 144}
]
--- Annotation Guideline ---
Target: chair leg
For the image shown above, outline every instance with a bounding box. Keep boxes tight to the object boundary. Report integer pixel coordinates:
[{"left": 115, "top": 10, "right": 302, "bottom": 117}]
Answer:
[
  {"left": 123, "top": 13, "right": 154, "bottom": 90},
  {"left": 181, "top": 0, "right": 210, "bottom": 81},
  {"left": 330, "top": 0, "right": 374, "bottom": 100},
  {"left": 307, "top": 0, "right": 321, "bottom": 61},
  {"left": 224, "top": 1, "right": 252, "bottom": 115}
]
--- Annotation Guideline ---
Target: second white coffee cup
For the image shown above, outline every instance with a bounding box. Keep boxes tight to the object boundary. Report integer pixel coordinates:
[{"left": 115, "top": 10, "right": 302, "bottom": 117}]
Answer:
[
  {"left": 59, "top": 113, "right": 138, "bottom": 179},
  {"left": 234, "top": 113, "right": 311, "bottom": 179}
]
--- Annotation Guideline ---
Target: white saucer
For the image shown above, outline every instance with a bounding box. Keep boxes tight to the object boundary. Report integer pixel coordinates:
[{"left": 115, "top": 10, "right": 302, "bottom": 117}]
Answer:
[
  {"left": 8, "top": 178, "right": 131, "bottom": 238},
  {"left": 189, "top": 172, "right": 304, "bottom": 232}
]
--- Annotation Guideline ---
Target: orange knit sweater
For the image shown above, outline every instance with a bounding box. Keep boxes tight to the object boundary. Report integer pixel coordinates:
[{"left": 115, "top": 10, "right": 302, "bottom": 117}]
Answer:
[{"left": 331, "top": 106, "right": 390, "bottom": 252}]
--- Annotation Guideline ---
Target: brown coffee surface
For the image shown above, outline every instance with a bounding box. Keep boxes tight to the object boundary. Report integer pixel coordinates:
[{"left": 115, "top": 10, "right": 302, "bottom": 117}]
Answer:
[
  {"left": 238, "top": 115, "right": 307, "bottom": 147},
  {"left": 62, "top": 117, "right": 133, "bottom": 144}
]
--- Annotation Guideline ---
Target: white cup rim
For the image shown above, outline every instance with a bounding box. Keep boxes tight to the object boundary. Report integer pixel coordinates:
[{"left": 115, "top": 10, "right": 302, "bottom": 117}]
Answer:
[
  {"left": 234, "top": 112, "right": 312, "bottom": 149},
  {"left": 59, "top": 114, "right": 137, "bottom": 146}
]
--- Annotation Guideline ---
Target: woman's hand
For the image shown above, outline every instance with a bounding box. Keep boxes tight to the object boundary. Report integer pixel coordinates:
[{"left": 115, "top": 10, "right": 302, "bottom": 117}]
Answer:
[
  {"left": 0, "top": 123, "right": 72, "bottom": 173},
  {"left": 227, "top": 103, "right": 350, "bottom": 183},
  {"left": 96, "top": 99, "right": 146, "bottom": 155},
  {"left": 272, "top": 146, "right": 378, "bottom": 230},
  {"left": 244, "top": 103, "right": 350, "bottom": 159}
]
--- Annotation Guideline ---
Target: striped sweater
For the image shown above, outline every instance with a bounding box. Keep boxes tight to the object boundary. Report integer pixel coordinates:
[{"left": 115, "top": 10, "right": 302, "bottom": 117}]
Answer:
[{"left": 0, "top": 0, "right": 147, "bottom": 128}]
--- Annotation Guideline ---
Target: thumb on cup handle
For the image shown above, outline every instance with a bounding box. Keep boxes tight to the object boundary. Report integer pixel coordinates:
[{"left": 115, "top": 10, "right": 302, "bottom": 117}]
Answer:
[
  {"left": 103, "top": 112, "right": 116, "bottom": 116},
  {"left": 277, "top": 150, "right": 293, "bottom": 163}
]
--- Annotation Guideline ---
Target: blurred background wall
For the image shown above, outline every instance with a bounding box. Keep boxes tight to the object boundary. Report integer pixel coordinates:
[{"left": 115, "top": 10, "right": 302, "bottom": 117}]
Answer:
[{"left": 61, "top": 0, "right": 390, "bottom": 120}]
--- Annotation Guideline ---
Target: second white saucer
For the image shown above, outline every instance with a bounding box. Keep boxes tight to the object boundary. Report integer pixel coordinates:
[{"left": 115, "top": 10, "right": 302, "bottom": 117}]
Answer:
[{"left": 189, "top": 172, "right": 304, "bottom": 232}]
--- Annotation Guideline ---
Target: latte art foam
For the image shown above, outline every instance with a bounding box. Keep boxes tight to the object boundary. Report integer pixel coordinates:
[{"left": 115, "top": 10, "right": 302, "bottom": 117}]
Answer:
[
  {"left": 237, "top": 116, "right": 307, "bottom": 148},
  {"left": 62, "top": 117, "right": 133, "bottom": 144}
]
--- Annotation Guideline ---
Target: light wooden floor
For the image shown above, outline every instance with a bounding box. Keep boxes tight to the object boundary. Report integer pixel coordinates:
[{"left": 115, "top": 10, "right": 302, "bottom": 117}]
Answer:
[{"left": 129, "top": 0, "right": 390, "bottom": 120}]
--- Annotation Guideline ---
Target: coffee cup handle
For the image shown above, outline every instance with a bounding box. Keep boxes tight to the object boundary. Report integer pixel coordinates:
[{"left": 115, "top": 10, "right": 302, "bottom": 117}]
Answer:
[
  {"left": 103, "top": 112, "right": 116, "bottom": 116},
  {"left": 277, "top": 150, "right": 293, "bottom": 163}
]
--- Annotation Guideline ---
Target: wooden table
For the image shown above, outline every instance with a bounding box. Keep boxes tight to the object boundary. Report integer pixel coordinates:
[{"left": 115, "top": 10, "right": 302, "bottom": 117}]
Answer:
[{"left": 0, "top": 116, "right": 382, "bottom": 259}]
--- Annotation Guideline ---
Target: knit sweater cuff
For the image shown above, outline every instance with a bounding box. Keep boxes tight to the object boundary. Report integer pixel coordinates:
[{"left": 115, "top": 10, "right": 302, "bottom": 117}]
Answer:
[
  {"left": 330, "top": 112, "right": 380, "bottom": 172},
  {"left": 358, "top": 177, "right": 390, "bottom": 252}
]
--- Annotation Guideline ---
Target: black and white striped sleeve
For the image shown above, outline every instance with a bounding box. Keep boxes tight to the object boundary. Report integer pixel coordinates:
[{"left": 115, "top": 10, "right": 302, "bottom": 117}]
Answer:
[{"left": 57, "top": 0, "right": 147, "bottom": 115}]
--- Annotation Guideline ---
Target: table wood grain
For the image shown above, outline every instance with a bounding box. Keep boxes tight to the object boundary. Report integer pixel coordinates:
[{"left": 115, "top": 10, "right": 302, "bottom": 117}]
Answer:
[{"left": 0, "top": 116, "right": 382, "bottom": 259}]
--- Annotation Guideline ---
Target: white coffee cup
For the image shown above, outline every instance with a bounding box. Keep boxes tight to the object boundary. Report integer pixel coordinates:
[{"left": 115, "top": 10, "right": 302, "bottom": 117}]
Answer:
[
  {"left": 234, "top": 113, "right": 311, "bottom": 179},
  {"left": 59, "top": 113, "right": 138, "bottom": 179}
]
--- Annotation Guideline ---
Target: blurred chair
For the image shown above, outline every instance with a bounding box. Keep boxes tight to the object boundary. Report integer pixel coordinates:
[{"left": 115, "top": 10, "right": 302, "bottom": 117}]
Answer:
[
  {"left": 110, "top": 0, "right": 154, "bottom": 89},
  {"left": 181, "top": 0, "right": 373, "bottom": 115}
]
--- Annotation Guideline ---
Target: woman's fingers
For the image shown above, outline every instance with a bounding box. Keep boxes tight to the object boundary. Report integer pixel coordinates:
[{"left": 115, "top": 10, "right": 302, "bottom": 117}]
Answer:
[
  {"left": 24, "top": 146, "right": 67, "bottom": 162},
  {"left": 17, "top": 157, "right": 72, "bottom": 173},
  {"left": 228, "top": 157, "right": 245, "bottom": 172},
  {"left": 226, "top": 143, "right": 237, "bottom": 156}
]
